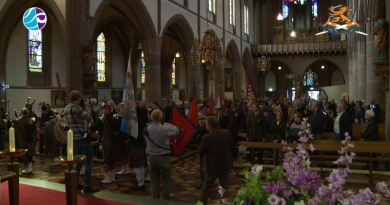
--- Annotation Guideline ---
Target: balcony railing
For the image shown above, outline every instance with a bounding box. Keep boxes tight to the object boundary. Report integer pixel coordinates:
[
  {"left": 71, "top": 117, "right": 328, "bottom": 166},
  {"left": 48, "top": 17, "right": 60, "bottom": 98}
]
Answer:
[{"left": 251, "top": 41, "right": 348, "bottom": 55}]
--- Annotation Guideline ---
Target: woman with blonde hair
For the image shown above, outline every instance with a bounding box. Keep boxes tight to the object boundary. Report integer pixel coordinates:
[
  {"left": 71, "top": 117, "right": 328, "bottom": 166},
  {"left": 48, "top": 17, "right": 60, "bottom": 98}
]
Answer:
[{"left": 286, "top": 106, "right": 297, "bottom": 132}]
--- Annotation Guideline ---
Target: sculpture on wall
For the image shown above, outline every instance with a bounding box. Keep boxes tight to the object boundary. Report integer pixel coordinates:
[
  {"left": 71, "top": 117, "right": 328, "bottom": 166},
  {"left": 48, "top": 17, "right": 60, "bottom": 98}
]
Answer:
[
  {"left": 82, "top": 41, "right": 95, "bottom": 72},
  {"left": 373, "top": 15, "right": 388, "bottom": 62}
]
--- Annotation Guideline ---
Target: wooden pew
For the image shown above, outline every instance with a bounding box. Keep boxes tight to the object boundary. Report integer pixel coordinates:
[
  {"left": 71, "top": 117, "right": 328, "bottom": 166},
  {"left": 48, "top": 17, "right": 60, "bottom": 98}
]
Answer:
[
  {"left": 0, "top": 171, "right": 18, "bottom": 205},
  {"left": 238, "top": 140, "right": 390, "bottom": 183}
]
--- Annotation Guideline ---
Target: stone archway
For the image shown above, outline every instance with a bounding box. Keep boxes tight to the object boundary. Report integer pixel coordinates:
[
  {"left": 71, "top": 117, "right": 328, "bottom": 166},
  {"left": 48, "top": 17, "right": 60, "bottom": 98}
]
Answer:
[
  {"left": 225, "top": 39, "right": 242, "bottom": 100},
  {"left": 257, "top": 60, "right": 293, "bottom": 98},
  {"left": 0, "top": 0, "right": 66, "bottom": 99}
]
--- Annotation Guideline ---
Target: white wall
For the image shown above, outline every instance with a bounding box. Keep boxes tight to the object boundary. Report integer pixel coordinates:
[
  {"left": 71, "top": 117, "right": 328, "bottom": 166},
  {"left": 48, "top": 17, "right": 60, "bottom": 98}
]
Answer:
[
  {"left": 331, "top": 70, "right": 345, "bottom": 86},
  {"left": 53, "top": 0, "right": 66, "bottom": 19},
  {"left": 6, "top": 22, "right": 26, "bottom": 87},
  {"left": 142, "top": 0, "right": 158, "bottom": 36},
  {"left": 265, "top": 72, "right": 276, "bottom": 91},
  {"left": 321, "top": 85, "right": 349, "bottom": 101}
]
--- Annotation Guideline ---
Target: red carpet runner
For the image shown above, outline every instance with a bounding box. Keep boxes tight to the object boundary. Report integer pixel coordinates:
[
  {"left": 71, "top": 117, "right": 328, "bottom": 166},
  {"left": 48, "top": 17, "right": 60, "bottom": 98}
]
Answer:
[{"left": 1, "top": 182, "right": 137, "bottom": 205}]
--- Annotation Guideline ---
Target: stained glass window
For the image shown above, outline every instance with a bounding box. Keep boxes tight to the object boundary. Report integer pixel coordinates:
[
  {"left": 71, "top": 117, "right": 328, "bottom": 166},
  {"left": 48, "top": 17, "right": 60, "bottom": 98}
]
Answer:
[
  {"left": 97, "top": 32, "right": 106, "bottom": 82},
  {"left": 229, "top": 0, "right": 234, "bottom": 25},
  {"left": 283, "top": 1, "right": 288, "bottom": 18},
  {"left": 244, "top": 2, "right": 248, "bottom": 34},
  {"left": 208, "top": 0, "right": 213, "bottom": 12},
  {"left": 28, "top": 30, "right": 42, "bottom": 72},
  {"left": 172, "top": 58, "right": 176, "bottom": 85},
  {"left": 303, "top": 69, "right": 319, "bottom": 86},
  {"left": 141, "top": 52, "right": 145, "bottom": 83},
  {"left": 312, "top": 0, "right": 318, "bottom": 17}
]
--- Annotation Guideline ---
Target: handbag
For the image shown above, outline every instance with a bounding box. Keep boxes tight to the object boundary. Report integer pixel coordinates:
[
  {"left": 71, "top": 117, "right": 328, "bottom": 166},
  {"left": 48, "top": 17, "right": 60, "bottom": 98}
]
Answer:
[{"left": 70, "top": 106, "right": 97, "bottom": 142}]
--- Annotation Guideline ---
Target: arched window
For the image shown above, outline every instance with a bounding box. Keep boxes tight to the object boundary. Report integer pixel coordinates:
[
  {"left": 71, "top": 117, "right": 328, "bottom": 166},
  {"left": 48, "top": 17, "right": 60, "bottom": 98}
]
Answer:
[
  {"left": 141, "top": 51, "right": 145, "bottom": 83},
  {"left": 97, "top": 32, "right": 106, "bottom": 82},
  {"left": 312, "top": 0, "right": 318, "bottom": 17},
  {"left": 172, "top": 53, "right": 179, "bottom": 85},
  {"left": 243, "top": 1, "right": 249, "bottom": 34},
  {"left": 303, "top": 69, "right": 319, "bottom": 86},
  {"left": 28, "top": 30, "right": 43, "bottom": 72},
  {"left": 229, "top": 0, "right": 235, "bottom": 25},
  {"left": 208, "top": 0, "right": 214, "bottom": 12},
  {"left": 283, "top": 1, "right": 288, "bottom": 18}
]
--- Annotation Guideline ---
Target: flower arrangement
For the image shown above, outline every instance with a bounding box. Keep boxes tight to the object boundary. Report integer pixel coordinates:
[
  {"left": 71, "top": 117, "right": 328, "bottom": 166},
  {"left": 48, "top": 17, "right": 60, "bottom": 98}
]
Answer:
[{"left": 197, "top": 118, "right": 390, "bottom": 205}]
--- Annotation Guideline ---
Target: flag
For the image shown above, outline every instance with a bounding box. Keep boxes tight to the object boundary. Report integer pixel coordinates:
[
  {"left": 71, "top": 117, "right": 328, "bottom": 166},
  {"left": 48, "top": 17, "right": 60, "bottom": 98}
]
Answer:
[
  {"left": 208, "top": 92, "right": 215, "bottom": 115},
  {"left": 246, "top": 74, "right": 255, "bottom": 101},
  {"left": 170, "top": 103, "right": 198, "bottom": 156},
  {"left": 121, "top": 51, "right": 138, "bottom": 138},
  {"left": 188, "top": 86, "right": 198, "bottom": 127},
  {"left": 216, "top": 86, "right": 225, "bottom": 110}
]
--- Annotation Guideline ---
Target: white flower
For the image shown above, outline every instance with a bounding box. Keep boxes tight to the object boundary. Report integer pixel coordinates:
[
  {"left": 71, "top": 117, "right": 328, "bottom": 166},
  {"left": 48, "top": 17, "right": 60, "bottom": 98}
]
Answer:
[
  {"left": 251, "top": 164, "right": 263, "bottom": 176},
  {"left": 294, "top": 200, "right": 305, "bottom": 205}
]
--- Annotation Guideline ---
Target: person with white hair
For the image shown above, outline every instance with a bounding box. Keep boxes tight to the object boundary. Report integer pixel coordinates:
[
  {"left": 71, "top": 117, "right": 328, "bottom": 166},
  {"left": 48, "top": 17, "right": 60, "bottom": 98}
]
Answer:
[
  {"left": 334, "top": 101, "right": 352, "bottom": 141},
  {"left": 107, "top": 100, "right": 116, "bottom": 114},
  {"left": 361, "top": 109, "right": 380, "bottom": 169}
]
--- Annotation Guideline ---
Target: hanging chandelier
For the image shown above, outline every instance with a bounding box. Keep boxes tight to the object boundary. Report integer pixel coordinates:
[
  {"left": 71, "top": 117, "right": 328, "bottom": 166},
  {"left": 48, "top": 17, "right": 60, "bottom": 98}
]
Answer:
[
  {"left": 191, "top": 22, "right": 226, "bottom": 69},
  {"left": 257, "top": 55, "right": 271, "bottom": 74}
]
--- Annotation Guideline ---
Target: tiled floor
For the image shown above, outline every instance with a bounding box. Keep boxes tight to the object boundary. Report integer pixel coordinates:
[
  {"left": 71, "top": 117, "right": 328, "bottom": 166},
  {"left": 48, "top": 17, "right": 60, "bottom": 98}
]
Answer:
[{"left": 2, "top": 148, "right": 390, "bottom": 204}]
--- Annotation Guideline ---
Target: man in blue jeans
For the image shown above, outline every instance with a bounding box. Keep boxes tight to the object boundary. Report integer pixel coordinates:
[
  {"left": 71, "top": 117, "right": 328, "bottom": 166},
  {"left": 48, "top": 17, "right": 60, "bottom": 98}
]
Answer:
[{"left": 64, "top": 90, "right": 100, "bottom": 193}]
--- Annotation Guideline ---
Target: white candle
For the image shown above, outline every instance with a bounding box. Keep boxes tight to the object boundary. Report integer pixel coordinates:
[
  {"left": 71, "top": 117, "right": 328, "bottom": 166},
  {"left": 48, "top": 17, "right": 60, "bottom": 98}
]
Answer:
[
  {"left": 67, "top": 129, "right": 73, "bottom": 161},
  {"left": 9, "top": 127, "right": 15, "bottom": 152}
]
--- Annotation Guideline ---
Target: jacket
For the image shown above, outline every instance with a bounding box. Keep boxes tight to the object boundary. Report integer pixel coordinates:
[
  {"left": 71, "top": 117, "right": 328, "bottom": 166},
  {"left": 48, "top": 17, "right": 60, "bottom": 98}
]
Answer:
[
  {"left": 308, "top": 110, "right": 325, "bottom": 135},
  {"left": 335, "top": 111, "right": 353, "bottom": 140},
  {"left": 227, "top": 108, "right": 242, "bottom": 134},
  {"left": 217, "top": 115, "right": 229, "bottom": 129},
  {"left": 198, "top": 128, "right": 234, "bottom": 173},
  {"left": 361, "top": 118, "right": 380, "bottom": 141},
  {"left": 270, "top": 119, "right": 286, "bottom": 142},
  {"left": 247, "top": 112, "right": 266, "bottom": 141},
  {"left": 324, "top": 112, "right": 337, "bottom": 132}
]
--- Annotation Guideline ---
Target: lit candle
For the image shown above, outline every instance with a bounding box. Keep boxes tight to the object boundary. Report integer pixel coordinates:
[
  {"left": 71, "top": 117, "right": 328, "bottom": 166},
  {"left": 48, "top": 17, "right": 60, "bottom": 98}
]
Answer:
[
  {"left": 67, "top": 129, "right": 73, "bottom": 161},
  {"left": 9, "top": 127, "right": 15, "bottom": 152}
]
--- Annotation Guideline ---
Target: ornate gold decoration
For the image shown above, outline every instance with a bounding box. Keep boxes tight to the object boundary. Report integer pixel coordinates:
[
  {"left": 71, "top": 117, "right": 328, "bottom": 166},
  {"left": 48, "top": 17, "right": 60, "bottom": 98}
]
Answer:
[
  {"left": 257, "top": 56, "right": 271, "bottom": 74},
  {"left": 82, "top": 41, "right": 95, "bottom": 72},
  {"left": 191, "top": 22, "right": 226, "bottom": 69},
  {"left": 374, "top": 61, "right": 389, "bottom": 91}
]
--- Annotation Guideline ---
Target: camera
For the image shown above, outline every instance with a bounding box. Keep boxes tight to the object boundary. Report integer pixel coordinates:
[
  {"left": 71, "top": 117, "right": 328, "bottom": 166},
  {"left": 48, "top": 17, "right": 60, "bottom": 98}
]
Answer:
[{"left": 79, "top": 98, "right": 97, "bottom": 107}]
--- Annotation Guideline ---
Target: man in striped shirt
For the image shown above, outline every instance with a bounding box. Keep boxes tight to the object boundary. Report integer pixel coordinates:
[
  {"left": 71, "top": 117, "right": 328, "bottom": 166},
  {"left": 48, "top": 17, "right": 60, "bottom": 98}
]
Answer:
[{"left": 64, "top": 90, "right": 99, "bottom": 193}]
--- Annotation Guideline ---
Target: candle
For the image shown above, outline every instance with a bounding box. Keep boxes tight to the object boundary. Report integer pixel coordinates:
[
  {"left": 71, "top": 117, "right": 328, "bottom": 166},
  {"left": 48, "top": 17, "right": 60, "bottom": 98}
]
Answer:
[
  {"left": 67, "top": 129, "right": 73, "bottom": 161},
  {"left": 9, "top": 127, "right": 15, "bottom": 152}
]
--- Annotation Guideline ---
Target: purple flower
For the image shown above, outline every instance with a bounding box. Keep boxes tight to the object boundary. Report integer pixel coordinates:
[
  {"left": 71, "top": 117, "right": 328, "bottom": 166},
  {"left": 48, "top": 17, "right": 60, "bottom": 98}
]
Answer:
[
  {"left": 268, "top": 194, "right": 280, "bottom": 205},
  {"left": 263, "top": 181, "right": 288, "bottom": 195},
  {"left": 212, "top": 201, "right": 220, "bottom": 205},
  {"left": 221, "top": 198, "right": 231, "bottom": 205},
  {"left": 302, "top": 117, "right": 308, "bottom": 122},
  {"left": 218, "top": 186, "right": 225, "bottom": 197},
  {"left": 309, "top": 143, "right": 315, "bottom": 152},
  {"left": 299, "top": 136, "right": 308, "bottom": 143},
  {"left": 281, "top": 140, "right": 287, "bottom": 146},
  {"left": 376, "top": 181, "right": 389, "bottom": 192}
]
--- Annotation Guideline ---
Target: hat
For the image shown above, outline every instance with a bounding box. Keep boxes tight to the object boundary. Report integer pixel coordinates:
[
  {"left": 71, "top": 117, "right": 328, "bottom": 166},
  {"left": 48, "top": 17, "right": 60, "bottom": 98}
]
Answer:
[{"left": 198, "top": 116, "right": 206, "bottom": 121}]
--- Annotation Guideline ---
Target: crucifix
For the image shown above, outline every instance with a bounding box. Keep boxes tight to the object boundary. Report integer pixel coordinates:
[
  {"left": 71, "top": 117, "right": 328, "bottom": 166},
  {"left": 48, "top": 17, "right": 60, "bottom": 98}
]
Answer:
[{"left": 286, "top": 74, "right": 305, "bottom": 98}]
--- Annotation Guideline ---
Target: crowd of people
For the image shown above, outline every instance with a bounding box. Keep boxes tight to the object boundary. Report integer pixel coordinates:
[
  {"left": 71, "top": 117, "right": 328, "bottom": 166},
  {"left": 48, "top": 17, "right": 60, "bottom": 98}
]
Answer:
[{"left": 0, "top": 91, "right": 382, "bottom": 204}]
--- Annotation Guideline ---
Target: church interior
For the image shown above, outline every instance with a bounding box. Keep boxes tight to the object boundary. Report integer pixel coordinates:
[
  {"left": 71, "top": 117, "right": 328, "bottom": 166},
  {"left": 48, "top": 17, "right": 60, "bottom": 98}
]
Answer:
[{"left": 1, "top": 0, "right": 390, "bottom": 204}]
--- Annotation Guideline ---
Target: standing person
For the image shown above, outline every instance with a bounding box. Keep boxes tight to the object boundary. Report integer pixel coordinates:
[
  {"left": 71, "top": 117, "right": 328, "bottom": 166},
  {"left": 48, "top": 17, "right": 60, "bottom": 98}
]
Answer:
[
  {"left": 90, "top": 105, "right": 116, "bottom": 184},
  {"left": 64, "top": 90, "right": 99, "bottom": 192},
  {"left": 199, "top": 116, "right": 234, "bottom": 205},
  {"left": 216, "top": 108, "right": 229, "bottom": 129},
  {"left": 41, "top": 104, "right": 54, "bottom": 126},
  {"left": 144, "top": 110, "right": 179, "bottom": 200},
  {"left": 240, "top": 102, "right": 249, "bottom": 133},
  {"left": 324, "top": 105, "right": 337, "bottom": 133},
  {"left": 286, "top": 106, "right": 297, "bottom": 132},
  {"left": 334, "top": 101, "right": 353, "bottom": 141},
  {"left": 195, "top": 116, "right": 209, "bottom": 189},
  {"left": 108, "top": 100, "right": 116, "bottom": 114},
  {"left": 114, "top": 103, "right": 131, "bottom": 175},
  {"left": 180, "top": 101, "right": 190, "bottom": 116},
  {"left": 151, "top": 101, "right": 160, "bottom": 111},
  {"left": 361, "top": 110, "right": 380, "bottom": 169},
  {"left": 366, "top": 98, "right": 380, "bottom": 122},
  {"left": 288, "top": 112, "right": 303, "bottom": 144},
  {"left": 355, "top": 101, "right": 365, "bottom": 124},
  {"left": 95, "top": 100, "right": 106, "bottom": 124},
  {"left": 308, "top": 101, "right": 325, "bottom": 140},
  {"left": 247, "top": 103, "right": 266, "bottom": 164},
  {"left": 227, "top": 102, "right": 242, "bottom": 159},
  {"left": 270, "top": 111, "right": 286, "bottom": 165},
  {"left": 161, "top": 98, "right": 171, "bottom": 123}
]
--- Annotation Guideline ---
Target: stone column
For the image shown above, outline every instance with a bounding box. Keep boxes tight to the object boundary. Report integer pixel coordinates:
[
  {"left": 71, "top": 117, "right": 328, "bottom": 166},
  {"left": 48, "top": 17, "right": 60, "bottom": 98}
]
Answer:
[
  {"left": 160, "top": 57, "right": 171, "bottom": 101},
  {"left": 203, "top": 66, "right": 210, "bottom": 99},
  {"left": 357, "top": 41, "right": 366, "bottom": 101},
  {"left": 348, "top": 58, "right": 353, "bottom": 100},
  {"left": 233, "top": 65, "right": 242, "bottom": 100},
  {"left": 186, "top": 54, "right": 200, "bottom": 99},
  {"left": 214, "top": 64, "right": 225, "bottom": 99},
  {"left": 66, "top": 0, "right": 89, "bottom": 99},
  {"left": 352, "top": 47, "right": 358, "bottom": 102},
  {"left": 143, "top": 37, "right": 162, "bottom": 103}
]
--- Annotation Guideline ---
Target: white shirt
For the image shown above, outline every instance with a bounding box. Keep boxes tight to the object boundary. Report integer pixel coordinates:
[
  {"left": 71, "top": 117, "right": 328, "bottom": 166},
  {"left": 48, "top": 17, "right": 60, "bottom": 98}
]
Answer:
[
  {"left": 184, "top": 108, "right": 189, "bottom": 116},
  {"left": 333, "top": 111, "right": 344, "bottom": 134}
]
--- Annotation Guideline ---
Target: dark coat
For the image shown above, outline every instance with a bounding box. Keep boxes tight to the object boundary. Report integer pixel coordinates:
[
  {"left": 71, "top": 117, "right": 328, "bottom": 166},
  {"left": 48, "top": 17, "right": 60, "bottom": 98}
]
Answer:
[
  {"left": 198, "top": 128, "right": 234, "bottom": 173},
  {"left": 324, "top": 112, "right": 337, "bottom": 133},
  {"left": 361, "top": 118, "right": 380, "bottom": 141},
  {"left": 270, "top": 119, "right": 286, "bottom": 142},
  {"left": 162, "top": 104, "right": 172, "bottom": 123},
  {"left": 217, "top": 115, "right": 229, "bottom": 129},
  {"left": 227, "top": 108, "right": 242, "bottom": 134},
  {"left": 247, "top": 112, "right": 266, "bottom": 141},
  {"left": 336, "top": 111, "right": 353, "bottom": 140},
  {"left": 309, "top": 110, "right": 325, "bottom": 135}
]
